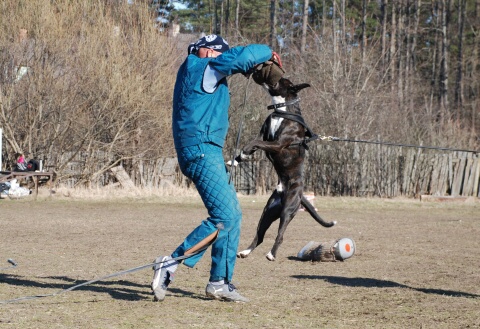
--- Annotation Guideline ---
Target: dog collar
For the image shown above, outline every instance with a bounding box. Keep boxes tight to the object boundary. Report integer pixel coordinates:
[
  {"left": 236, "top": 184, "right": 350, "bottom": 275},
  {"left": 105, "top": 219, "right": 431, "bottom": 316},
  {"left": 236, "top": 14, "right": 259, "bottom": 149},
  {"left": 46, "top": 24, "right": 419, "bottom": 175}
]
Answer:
[{"left": 267, "top": 98, "right": 300, "bottom": 110}]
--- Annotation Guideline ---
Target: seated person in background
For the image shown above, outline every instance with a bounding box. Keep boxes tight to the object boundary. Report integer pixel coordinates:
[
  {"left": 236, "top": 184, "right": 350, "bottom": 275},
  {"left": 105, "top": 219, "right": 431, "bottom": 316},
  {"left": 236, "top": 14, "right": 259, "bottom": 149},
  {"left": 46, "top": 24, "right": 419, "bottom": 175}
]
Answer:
[
  {"left": 14, "top": 153, "right": 39, "bottom": 172},
  {"left": 14, "top": 153, "right": 27, "bottom": 172}
]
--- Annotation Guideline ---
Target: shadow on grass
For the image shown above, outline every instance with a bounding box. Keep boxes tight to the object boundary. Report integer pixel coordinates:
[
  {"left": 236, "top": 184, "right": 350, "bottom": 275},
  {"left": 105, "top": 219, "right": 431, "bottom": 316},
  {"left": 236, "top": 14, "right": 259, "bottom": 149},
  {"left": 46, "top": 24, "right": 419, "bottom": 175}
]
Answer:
[
  {"left": 291, "top": 274, "right": 480, "bottom": 299},
  {"left": 168, "top": 287, "right": 211, "bottom": 301},
  {"left": 0, "top": 274, "right": 151, "bottom": 302},
  {"left": 0, "top": 274, "right": 210, "bottom": 303}
]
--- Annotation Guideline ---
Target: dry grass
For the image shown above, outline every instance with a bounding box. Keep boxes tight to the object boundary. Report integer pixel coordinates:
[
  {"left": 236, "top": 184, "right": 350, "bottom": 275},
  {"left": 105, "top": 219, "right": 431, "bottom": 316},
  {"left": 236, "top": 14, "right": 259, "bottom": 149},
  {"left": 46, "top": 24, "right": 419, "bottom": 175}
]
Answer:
[
  {"left": 49, "top": 185, "right": 202, "bottom": 200},
  {"left": 1, "top": 191, "right": 479, "bottom": 328}
]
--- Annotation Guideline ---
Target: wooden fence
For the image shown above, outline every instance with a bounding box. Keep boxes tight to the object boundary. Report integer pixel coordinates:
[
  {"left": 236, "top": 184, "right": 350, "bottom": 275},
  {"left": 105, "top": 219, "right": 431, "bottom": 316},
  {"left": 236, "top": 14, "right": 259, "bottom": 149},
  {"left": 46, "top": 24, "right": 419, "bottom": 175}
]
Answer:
[
  {"left": 227, "top": 145, "right": 480, "bottom": 198},
  {"left": 58, "top": 144, "right": 479, "bottom": 198}
]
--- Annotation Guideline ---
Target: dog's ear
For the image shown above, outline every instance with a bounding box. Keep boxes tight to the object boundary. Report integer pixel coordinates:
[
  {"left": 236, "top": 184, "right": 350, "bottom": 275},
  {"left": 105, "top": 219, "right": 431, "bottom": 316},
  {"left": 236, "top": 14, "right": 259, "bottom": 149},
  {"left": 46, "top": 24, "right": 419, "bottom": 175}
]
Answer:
[{"left": 289, "top": 83, "right": 311, "bottom": 94}]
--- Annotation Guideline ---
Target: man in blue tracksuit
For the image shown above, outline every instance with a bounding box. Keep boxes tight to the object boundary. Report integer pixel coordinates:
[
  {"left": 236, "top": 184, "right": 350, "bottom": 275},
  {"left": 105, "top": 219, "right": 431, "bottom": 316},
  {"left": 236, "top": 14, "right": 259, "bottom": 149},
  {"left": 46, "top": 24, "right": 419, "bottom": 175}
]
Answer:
[{"left": 152, "top": 35, "right": 275, "bottom": 302}]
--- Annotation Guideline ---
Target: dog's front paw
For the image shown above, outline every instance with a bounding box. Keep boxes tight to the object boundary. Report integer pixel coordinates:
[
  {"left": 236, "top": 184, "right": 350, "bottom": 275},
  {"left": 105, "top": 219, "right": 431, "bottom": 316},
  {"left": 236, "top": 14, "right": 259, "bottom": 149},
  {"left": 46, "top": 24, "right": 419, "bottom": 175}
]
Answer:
[
  {"left": 237, "top": 249, "right": 251, "bottom": 258},
  {"left": 239, "top": 150, "right": 252, "bottom": 159},
  {"left": 226, "top": 159, "right": 239, "bottom": 167},
  {"left": 227, "top": 153, "right": 249, "bottom": 167},
  {"left": 266, "top": 252, "right": 276, "bottom": 261}
]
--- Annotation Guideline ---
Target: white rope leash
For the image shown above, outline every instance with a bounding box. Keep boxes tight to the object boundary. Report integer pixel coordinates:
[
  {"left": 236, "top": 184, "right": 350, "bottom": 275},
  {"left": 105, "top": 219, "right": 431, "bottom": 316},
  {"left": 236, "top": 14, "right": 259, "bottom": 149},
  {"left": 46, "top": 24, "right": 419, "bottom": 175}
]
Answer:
[{"left": 0, "top": 246, "right": 210, "bottom": 304}]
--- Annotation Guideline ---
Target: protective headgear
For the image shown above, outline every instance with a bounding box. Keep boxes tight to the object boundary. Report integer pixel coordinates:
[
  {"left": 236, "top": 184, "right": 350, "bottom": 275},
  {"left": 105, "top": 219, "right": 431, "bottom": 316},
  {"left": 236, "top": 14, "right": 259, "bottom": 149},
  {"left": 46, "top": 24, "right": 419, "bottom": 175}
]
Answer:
[{"left": 188, "top": 34, "right": 230, "bottom": 55}]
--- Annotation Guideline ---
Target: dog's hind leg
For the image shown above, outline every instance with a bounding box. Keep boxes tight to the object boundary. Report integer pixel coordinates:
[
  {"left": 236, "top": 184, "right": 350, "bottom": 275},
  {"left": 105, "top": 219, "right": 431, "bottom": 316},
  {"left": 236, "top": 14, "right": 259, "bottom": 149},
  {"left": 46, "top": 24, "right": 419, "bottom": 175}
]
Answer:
[
  {"left": 267, "top": 189, "right": 302, "bottom": 261},
  {"left": 300, "top": 196, "right": 337, "bottom": 227},
  {"left": 237, "top": 190, "right": 283, "bottom": 259}
]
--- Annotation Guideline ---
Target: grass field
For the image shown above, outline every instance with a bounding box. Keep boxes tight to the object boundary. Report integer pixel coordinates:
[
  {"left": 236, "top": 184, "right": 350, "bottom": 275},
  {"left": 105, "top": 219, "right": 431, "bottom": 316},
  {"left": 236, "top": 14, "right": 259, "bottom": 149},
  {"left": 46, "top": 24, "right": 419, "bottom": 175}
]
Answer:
[{"left": 1, "top": 191, "right": 479, "bottom": 328}]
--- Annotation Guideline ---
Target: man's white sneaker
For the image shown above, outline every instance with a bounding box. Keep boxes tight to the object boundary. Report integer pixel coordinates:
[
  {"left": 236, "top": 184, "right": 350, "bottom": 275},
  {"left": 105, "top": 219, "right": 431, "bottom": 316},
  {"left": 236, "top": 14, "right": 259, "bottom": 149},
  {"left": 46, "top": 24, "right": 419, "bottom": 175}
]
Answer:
[
  {"left": 205, "top": 282, "right": 249, "bottom": 303},
  {"left": 151, "top": 256, "right": 175, "bottom": 301}
]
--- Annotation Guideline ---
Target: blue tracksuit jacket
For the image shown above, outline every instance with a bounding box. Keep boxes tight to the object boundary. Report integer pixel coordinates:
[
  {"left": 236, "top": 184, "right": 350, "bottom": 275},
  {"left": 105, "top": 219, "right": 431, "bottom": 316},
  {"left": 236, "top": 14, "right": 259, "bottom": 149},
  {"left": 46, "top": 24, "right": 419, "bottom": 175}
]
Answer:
[{"left": 172, "top": 44, "right": 273, "bottom": 149}]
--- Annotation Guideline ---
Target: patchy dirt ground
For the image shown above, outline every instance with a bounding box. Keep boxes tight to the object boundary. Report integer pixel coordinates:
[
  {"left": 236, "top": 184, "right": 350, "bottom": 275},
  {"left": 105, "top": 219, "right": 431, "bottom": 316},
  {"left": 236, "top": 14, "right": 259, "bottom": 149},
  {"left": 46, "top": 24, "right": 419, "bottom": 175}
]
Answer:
[{"left": 0, "top": 192, "right": 479, "bottom": 328}]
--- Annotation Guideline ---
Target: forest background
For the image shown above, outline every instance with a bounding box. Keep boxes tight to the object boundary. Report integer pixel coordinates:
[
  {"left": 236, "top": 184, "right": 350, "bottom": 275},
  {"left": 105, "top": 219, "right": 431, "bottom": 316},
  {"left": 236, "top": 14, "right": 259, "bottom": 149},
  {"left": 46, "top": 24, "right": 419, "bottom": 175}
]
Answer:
[{"left": 0, "top": 0, "right": 478, "bottom": 196}]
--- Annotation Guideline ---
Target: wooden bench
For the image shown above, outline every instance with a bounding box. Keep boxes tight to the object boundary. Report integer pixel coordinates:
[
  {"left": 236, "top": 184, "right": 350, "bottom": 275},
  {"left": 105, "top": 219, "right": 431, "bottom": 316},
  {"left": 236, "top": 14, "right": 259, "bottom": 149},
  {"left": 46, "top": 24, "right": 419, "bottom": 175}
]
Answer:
[{"left": 0, "top": 171, "right": 54, "bottom": 200}]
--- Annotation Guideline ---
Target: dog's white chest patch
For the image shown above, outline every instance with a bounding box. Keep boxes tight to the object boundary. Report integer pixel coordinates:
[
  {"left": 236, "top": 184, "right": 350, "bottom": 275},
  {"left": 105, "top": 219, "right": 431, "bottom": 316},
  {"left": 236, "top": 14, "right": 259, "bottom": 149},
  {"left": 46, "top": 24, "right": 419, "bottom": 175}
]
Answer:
[
  {"left": 269, "top": 96, "right": 286, "bottom": 138},
  {"left": 276, "top": 182, "right": 284, "bottom": 192},
  {"left": 269, "top": 117, "right": 284, "bottom": 138}
]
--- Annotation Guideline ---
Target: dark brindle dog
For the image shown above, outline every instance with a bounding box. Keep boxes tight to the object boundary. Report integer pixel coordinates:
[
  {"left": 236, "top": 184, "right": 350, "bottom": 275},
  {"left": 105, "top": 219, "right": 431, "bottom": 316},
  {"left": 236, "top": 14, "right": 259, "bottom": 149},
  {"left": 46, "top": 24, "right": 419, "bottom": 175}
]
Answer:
[{"left": 236, "top": 77, "right": 336, "bottom": 261}]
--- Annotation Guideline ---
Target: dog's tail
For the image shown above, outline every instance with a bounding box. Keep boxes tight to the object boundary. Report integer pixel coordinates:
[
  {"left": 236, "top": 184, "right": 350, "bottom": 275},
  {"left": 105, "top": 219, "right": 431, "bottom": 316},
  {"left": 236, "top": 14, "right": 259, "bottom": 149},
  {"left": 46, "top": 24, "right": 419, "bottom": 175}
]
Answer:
[{"left": 300, "top": 196, "right": 336, "bottom": 227}]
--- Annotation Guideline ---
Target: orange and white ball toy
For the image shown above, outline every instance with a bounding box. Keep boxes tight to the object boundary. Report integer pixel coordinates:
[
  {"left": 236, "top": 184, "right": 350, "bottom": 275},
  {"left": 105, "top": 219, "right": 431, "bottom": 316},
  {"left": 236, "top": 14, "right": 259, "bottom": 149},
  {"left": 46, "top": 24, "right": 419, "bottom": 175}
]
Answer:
[{"left": 332, "top": 238, "right": 356, "bottom": 260}]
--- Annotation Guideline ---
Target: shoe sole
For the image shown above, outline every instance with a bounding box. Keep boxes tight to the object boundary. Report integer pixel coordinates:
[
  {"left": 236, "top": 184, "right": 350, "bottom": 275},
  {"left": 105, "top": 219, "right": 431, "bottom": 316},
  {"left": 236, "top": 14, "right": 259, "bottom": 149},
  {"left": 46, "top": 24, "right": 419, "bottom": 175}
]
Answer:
[
  {"left": 205, "top": 292, "right": 249, "bottom": 303},
  {"left": 151, "top": 256, "right": 169, "bottom": 302}
]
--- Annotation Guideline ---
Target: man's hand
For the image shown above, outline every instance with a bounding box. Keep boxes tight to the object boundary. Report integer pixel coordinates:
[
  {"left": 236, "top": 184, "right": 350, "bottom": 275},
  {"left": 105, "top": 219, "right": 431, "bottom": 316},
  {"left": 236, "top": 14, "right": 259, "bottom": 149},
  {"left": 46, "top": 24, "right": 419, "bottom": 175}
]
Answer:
[{"left": 270, "top": 51, "right": 283, "bottom": 68}]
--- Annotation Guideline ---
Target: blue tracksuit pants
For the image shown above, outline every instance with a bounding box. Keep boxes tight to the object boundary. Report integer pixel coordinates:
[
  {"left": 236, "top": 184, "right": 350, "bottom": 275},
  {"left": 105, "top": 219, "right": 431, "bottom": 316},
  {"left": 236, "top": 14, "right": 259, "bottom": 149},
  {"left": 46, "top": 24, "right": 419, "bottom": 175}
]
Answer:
[{"left": 171, "top": 142, "right": 242, "bottom": 282}]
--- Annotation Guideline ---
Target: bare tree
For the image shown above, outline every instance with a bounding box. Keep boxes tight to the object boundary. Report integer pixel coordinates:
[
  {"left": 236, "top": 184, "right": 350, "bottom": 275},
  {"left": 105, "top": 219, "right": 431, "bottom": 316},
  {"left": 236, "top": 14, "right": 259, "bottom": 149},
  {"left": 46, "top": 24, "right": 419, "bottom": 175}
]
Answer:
[
  {"left": 214, "top": 0, "right": 220, "bottom": 34},
  {"left": 300, "top": 0, "right": 309, "bottom": 53},
  {"left": 362, "top": 0, "right": 367, "bottom": 61},
  {"left": 439, "top": 0, "right": 450, "bottom": 113},
  {"left": 471, "top": 0, "right": 480, "bottom": 136},
  {"left": 322, "top": 0, "right": 326, "bottom": 37},
  {"left": 0, "top": 1, "right": 177, "bottom": 184},
  {"left": 409, "top": 0, "right": 421, "bottom": 111},
  {"left": 381, "top": 0, "right": 388, "bottom": 72},
  {"left": 341, "top": 0, "right": 346, "bottom": 45},
  {"left": 270, "top": 0, "right": 277, "bottom": 49},
  {"left": 411, "top": 0, "right": 421, "bottom": 70},
  {"left": 454, "top": 0, "right": 466, "bottom": 120},
  {"left": 332, "top": 0, "right": 337, "bottom": 58},
  {"left": 403, "top": 0, "right": 412, "bottom": 112},
  {"left": 428, "top": 0, "right": 440, "bottom": 119},
  {"left": 390, "top": 1, "right": 397, "bottom": 89},
  {"left": 235, "top": 0, "right": 240, "bottom": 34},
  {"left": 397, "top": 2, "right": 404, "bottom": 110},
  {"left": 225, "top": 0, "right": 230, "bottom": 35}
]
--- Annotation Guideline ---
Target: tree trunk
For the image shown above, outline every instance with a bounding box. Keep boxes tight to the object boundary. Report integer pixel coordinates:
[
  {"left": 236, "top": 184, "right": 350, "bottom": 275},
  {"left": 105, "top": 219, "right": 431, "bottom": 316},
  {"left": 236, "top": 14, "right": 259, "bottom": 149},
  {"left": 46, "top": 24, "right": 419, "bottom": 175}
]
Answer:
[
  {"left": 410, "top": 0, "right": 421, "bottom": 111},
  {"left": 220, "top": 0, "right": 224, "bottom": 35},
  {"left": 405, "top": 1, "right": 411, "bottom": 111},
  {"left": 214, "top": 0, "right": 219, "bottom": 34},
  {"left": 341, "top": 0, "right": 346, "bottom": 45},
  {"left": 362, "top": 0, "right": 367, "bottom": 61},
  {"left": 429, "top": 0, "right": 440, "bottom": 120},
  {"left": 209, "top": 0, "right": 213, "bottom": 33},
  {"left": 332, "top": 0, "right": 337, "bottom": 57},
  {"left": 397, "top": 2, "right": 404, "bottom": 110},
  {"left": 390, "top": 1, "right": 397, "bottom": 88},
  {"left": 411, "top": 0, "right": 421, "bottom": 71},
  {"left": 440, "top": 0, "right": 450, "bottom": 114},
  {"left": 322, "top": 0, "right": 326, "bottom": 37},
  {"left": 300, "top": 0, "right": 309, "bottom": 53},
  {"left": 235, "top": 0, "right": 240, "bottom": 34},
  {"left": 472, "top": 0, "right": 480, "bottom": 136},
  {"left": 270, "top": 0, "right": 277, "bottom": 49},
  {"left": 225, "top": 0, "right": 230, "bottom": 36},
  {"left": 381, "top": 0, "right": 388, "bottom": 71},
  {"left": 454, "top": 0, "right": 466, "bottom": 121}
]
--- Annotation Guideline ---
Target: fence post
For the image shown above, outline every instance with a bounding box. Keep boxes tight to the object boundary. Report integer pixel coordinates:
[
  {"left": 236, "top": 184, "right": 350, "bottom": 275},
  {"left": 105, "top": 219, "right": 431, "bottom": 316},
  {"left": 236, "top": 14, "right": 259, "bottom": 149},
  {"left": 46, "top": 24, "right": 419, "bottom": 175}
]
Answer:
[{"left": 0, "top": 128, "right": 2, "bottom": 171}]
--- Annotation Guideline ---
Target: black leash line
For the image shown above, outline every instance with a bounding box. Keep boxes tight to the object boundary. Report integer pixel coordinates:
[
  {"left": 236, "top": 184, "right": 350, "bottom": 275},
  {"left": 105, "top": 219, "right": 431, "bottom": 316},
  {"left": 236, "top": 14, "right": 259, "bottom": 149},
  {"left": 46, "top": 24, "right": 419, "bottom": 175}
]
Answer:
[
  {"left": 263, "top": 99, "right": 477, "bottom": 154},
  {"left": 316, "top": 135, "right": 478, "bottom": 154}
]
